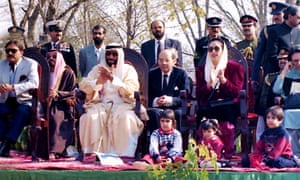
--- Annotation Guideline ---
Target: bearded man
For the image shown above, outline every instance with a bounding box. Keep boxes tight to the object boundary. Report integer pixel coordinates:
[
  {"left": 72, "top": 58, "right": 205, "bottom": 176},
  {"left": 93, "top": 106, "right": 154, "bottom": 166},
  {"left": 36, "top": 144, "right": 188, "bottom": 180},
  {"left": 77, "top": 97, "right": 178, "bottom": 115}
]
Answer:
[
  {"left": 79, "top": 43, "right": 145, "bottom": 158},
  {"left": 79, "top": 25, "right": 106, "bottom": 77},
  {"left": 141, "top": 19, "right": 182, "bottom": 69}
]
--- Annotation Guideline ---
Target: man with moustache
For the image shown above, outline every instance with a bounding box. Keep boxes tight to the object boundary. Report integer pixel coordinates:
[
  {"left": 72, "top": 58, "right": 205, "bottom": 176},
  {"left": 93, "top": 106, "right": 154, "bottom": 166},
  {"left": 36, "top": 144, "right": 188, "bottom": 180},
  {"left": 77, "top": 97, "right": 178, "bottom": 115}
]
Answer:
[
  {"left": 236, "top": 15, "right": 258, "bottom": 112},
  {"left": 41, "top": 20, "right": 78, "bottom": 77},
  {"left": 236, "top": 15, "right": 258, "bottom": 59},
  {"left": 79, "top": 25, "right": 106, "bottom": 77},
  {"left": 141, "top": 19, "right": 182, "bottom": 69},
  {"left": 0, "top": 40, "right": 39, "bottom": 157},
  {"left": 194, "top": 17, "right": 232, "bottom": 67}
]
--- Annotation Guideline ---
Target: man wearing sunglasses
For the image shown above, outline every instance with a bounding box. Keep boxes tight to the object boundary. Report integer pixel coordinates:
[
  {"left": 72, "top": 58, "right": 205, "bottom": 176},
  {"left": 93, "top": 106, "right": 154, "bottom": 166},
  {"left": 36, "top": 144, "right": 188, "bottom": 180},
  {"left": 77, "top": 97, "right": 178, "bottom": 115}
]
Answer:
[
  {"left": 79, "top": 25, "right": 106, "bottom": 77},
  {"left": 0, "top": 40, "right": 39, "bottom": 157},
  {"left": 40, "top": 20, "right": 78, "bottom": 77},
  {"left": 194, "top": 17, "right": 232, "bottom": 67}
]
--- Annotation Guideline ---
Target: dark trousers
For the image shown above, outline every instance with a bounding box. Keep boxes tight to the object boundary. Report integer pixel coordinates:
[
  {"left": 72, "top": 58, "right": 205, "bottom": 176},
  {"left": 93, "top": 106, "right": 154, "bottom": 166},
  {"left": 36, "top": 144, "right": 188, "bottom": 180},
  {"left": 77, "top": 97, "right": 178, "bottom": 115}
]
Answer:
[
  {"left": 147, "top": 107, "right": 182, "bottom": 133},
  {"left": 0, "top": 98, "right": 31, "bottom": 142},
  {"left": 269, "top": 156, "right": 297, "bottom": 168}
]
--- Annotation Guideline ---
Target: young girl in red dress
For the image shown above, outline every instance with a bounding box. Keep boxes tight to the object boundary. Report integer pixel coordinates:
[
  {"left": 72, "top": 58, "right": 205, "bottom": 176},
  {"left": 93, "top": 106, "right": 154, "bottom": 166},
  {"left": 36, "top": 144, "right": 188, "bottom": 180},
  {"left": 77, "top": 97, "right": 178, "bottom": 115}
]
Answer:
[{"left": 198, "top": 118, "right": 231, "bottom": 167}]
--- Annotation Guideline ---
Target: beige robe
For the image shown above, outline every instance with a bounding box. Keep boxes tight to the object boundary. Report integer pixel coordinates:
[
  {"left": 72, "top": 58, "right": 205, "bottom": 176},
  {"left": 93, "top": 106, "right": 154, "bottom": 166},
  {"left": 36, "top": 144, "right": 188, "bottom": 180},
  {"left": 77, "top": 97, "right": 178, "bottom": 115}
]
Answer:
[{"left": 79, "top": 64, "right": 144, "bottom": 157}]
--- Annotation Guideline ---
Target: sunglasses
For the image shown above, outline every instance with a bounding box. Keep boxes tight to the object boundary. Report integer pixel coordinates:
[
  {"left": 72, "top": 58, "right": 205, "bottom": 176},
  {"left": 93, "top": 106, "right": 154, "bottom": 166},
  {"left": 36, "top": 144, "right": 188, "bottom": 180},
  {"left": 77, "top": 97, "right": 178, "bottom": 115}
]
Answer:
[
  {"left": 46, "top": 54, "right": 57, "bottom": 59},
  {"left": 208, "top": 46, "right": 221, "bottom": 52},
  {"left": 5, "top": 48, "right": 18, "bottom": 54},
  {"left": 106, "top": 51, "right": 118, "bottom": 57}
]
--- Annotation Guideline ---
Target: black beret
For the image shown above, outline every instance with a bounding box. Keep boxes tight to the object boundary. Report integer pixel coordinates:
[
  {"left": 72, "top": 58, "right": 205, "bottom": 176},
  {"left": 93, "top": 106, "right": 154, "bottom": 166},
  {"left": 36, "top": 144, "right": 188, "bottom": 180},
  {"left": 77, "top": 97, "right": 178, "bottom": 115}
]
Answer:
[
  {"left": 46, "top": 20, "right": 64, "bottom": 32},
  {"left": 7, "top": 26, "right": 25, "bottom": 34},
  {"left": 269, "top": 2, "right": 288, "bottom": 15},
  {"left": 240, "top": 15, "right": 258, "bottom": 25},
  {"left": 206, "top": 17, "right": 222, "bottom": 27}
]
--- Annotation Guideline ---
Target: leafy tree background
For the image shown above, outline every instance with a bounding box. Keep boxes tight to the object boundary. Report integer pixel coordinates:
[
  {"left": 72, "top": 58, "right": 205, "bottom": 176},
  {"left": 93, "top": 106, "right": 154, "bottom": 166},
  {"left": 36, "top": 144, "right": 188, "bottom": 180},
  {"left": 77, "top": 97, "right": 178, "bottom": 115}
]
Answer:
[{"left": 0, "top": 0, "right": 298, "bottom": 76}]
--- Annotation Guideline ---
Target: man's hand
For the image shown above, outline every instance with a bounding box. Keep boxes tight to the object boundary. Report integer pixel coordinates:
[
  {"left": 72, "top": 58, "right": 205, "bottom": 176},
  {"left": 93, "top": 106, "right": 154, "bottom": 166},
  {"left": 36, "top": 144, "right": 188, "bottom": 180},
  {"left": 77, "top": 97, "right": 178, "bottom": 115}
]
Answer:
[
  {"left": 49, "top": 88, "right": 58, "bottom": 99},
  {"left": 0, "top": 84, "right": 14, "bottom": 93},
  {"left": 97, "top": 66, "right": 113, "bottom": 84}
]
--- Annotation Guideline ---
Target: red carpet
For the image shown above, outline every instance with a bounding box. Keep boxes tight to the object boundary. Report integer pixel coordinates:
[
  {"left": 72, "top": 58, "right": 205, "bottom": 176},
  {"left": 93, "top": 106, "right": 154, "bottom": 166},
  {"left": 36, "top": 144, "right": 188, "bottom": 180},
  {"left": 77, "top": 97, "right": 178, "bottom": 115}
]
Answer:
[
  {"left": 0, "top": 151, "right": 144, "bottom": 171},
  {"left": 2, "top": 151, "right": 300, "bottom": 173}
]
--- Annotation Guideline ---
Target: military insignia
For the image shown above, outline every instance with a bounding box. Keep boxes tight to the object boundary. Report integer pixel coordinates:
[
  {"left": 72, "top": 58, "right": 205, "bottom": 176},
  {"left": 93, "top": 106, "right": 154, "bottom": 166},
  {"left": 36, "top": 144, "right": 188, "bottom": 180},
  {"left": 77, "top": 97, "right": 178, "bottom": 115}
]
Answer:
[
  {"left": 59, "top": 42, "right": 71, "bottom": 52},
  {"left": 272, "top": 4, "right": 276, "bottom": 10},
  {"left": 212, "top": 18, "right": 217, "bottom": 23},
  {"left": 12, "top": 27, "right": 17, "bottom": 33},
  {"left": 57, "top": 21, "right": 63, "bottom": 29},
  {"left": 244, "top": 17, "right": 249, "bottom": 22}
]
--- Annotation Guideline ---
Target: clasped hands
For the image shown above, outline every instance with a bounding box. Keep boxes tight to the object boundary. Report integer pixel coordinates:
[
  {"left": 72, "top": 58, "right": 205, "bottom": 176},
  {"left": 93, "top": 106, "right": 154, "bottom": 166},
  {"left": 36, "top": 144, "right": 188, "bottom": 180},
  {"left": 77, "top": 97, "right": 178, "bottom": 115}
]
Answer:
[
  {"left": 156, "top": 95, "right": 172, "bottom": 107},
  {"left": 207, "top": 68, "right": 227, "bottom": 88},
  {"left": 97, "top": 66, "right": 114, "bottom": 84},
  {"left": 0, "top": 84, "right": 14, "bottom": 93}
]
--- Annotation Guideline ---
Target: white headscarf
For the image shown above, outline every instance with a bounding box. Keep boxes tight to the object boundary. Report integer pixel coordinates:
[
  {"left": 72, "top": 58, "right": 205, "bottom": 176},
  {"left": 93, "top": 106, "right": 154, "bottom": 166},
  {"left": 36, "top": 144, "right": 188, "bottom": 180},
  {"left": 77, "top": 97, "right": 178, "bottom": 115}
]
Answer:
[
  {"left": 100, "top": 43, "right": 125, "bottom": 79},
  {"left": 204, "top": 40, "right": 228, "bottom": 88}
]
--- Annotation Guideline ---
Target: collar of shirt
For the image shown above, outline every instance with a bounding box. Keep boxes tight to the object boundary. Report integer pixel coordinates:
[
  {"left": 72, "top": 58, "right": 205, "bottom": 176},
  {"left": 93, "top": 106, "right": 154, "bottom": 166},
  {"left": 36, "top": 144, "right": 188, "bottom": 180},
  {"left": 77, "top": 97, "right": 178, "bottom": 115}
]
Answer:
[
  {"left": 161, "top": 71, "right": 172, "bottom": 84},
  {"left": 51, "top": 41, "right": 60, "bottom": 49},
  {"left": 10, "top": 57, "right": 22, "bottom": 71}
]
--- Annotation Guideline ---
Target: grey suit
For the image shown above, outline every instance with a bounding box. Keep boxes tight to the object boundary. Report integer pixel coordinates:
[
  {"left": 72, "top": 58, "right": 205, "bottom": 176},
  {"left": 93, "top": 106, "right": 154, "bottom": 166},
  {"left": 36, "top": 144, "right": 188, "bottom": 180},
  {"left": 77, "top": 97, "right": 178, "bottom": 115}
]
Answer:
[
  {"left": 0, "top": 57, "right": 39, "bottom": 105},
  {"left": 79, "top": 45, "right": 104, "bottom": 77},
  {"left": 0, "top": 56, "right": 39, "bottom": 143},
  {"left": 141, "top": 38, "right": 183, "bottom": 69}
]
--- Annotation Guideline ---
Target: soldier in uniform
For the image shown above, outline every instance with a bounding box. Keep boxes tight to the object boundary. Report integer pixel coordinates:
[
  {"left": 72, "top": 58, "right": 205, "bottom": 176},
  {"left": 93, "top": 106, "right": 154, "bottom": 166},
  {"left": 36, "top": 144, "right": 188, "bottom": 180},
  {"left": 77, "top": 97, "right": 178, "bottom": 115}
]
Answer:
[
  {"left": 41, "top": 20, "right": 78, "bottom": 77},
  {"left": 265, "top": 5, "right": 300, "bottom": 75},
  {"left": 236, "top": 15, "right": 258, "bottom": 60},
  {"left": 194, "top": 17, "right": 231, "bottom": 67},
  {"left": 236, "top": 15, "right": 258, "bottom": 112},
  {"left": 252, "top": 2, "right": 288, "bottom": 87},
  {"left": 251, "top": 2, "right": 288, "bottom": 120}
]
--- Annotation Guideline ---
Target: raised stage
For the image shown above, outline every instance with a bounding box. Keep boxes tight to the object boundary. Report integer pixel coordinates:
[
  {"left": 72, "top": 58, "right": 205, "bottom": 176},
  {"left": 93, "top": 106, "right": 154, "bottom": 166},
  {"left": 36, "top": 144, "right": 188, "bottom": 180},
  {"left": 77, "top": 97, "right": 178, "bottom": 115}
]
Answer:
[{"left": 1, "top": 151, "right": 300, "bottom": 180}]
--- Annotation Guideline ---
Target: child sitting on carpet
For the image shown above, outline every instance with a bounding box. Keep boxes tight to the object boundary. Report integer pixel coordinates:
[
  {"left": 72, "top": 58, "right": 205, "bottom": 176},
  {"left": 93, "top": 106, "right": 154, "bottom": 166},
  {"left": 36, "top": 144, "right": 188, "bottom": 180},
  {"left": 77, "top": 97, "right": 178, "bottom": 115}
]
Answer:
[
  {"left": 142, "top": 109, "right": 183, "bottom": 164},
  {"left": 198, "top": 118, "right": 231, "bottom": 167},
  {"left": 248, "top": 105, "right": 297, "bottom": 168}
]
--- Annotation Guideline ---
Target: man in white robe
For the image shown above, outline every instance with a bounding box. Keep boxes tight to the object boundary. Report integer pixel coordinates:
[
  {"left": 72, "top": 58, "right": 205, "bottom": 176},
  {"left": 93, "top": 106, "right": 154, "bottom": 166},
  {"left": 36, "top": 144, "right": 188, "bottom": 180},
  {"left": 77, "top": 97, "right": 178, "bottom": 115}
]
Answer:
[{"left": 79, "top": 43, "right": 144, "bottom": 157}]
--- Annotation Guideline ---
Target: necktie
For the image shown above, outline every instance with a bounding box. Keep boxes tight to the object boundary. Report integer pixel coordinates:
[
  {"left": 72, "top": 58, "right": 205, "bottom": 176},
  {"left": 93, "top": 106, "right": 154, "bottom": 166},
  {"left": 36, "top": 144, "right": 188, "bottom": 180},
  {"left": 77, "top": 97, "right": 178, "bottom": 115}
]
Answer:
[
  {"left": 157, "top": 41, "right": 162, "bottom": 62},
  {"left": 162, "top": 74, "right": 168, "bottom": 93},
  {"left": 9, "top": 63, "right": 16, "bottom": 97},
  {"left": 9, "top": 63, "right": 15, "bottom": 72}
]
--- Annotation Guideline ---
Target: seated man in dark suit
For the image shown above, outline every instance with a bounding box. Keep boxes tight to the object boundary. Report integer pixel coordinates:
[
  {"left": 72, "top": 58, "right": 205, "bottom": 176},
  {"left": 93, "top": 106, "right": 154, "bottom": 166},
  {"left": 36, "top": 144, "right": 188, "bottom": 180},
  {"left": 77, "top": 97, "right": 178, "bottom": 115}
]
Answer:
[
  {"left": 148, "top": 48, "right": 190, "bottom": 132},
  {"left": 141, "top": 20, "right": 183, "bottom": 69}
]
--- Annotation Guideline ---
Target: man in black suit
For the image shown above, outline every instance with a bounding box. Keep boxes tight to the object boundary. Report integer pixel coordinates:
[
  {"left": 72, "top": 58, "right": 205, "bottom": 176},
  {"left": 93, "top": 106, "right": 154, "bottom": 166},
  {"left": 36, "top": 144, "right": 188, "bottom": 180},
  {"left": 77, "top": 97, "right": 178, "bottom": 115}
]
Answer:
[
  {"left": 40, "top": 20, "right": 78, "bottom": 77},
  {"left": 141, "top": 20, "right": 182, "bottom": 69},
  {"left": 148, "top": 48, "right": 190, "bottom": 132}
]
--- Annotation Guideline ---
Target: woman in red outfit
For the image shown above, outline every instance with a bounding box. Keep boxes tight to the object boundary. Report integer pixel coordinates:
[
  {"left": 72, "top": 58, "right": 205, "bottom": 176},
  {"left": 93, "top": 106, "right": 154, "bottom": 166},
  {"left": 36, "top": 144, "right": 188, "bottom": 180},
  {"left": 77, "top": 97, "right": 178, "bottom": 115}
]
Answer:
[{"left": 196, "top": 38, "right": 244, "bottom": 159}]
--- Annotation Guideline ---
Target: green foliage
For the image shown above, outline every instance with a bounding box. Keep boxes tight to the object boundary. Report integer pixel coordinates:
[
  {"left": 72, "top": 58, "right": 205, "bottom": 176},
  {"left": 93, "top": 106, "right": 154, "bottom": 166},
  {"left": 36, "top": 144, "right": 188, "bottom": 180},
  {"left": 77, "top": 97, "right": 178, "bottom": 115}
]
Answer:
[{"left": 147, "top": 138, "right": 219, "bottom": 180}]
